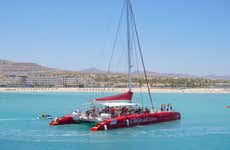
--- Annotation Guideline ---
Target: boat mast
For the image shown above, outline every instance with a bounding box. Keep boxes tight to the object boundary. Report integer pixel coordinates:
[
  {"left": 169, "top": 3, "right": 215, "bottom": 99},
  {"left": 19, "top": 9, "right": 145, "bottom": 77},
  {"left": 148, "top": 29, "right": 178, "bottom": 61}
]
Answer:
[
  {"left": 129, "top": 1, "right": 154, "bottom": 110},
  {"left": 126, "top": 0, "right": 132, "bottom": 91}
]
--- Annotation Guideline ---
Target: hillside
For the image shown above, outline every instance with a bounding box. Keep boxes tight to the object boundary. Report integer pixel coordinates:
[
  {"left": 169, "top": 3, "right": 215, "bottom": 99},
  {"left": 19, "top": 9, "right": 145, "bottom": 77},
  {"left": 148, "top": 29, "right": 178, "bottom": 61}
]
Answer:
[
  {"left": 0, "top": 59, "right": 230, "bottom": 81},
  {"left": 0, "top": 59, "right": 58, "bottom": 75}
]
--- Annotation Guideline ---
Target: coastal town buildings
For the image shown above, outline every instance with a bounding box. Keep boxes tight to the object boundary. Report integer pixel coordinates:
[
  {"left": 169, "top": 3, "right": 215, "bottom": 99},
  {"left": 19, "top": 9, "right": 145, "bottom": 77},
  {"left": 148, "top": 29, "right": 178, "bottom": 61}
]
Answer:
[
  {"left": 0, "top": 74, "right": 97, "bottom": 88},
  {"left": 0, "top": 73, "right": 230, "bottom": 88}
]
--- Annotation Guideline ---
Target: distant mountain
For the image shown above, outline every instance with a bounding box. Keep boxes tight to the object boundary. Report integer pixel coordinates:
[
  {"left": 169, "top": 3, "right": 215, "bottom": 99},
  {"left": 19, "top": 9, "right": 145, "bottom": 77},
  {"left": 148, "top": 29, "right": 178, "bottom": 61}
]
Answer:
[
  {"left": 132, "top": 70, "right": 196, "bottom": 78},
  {"left": 81, "top": 67, "right": 106, "bottom": 73},
  {"left": 0, "top": 59, "right": 58, "bottom": 75},
  {"left": 204, "top": 75, "right": 230, "bottom": 80},
  {"left": 82, "top": 68, "right": 230, "bottom": 80},
  {"left": 1, "top": 59, "right": 229, "bottom": 80}
]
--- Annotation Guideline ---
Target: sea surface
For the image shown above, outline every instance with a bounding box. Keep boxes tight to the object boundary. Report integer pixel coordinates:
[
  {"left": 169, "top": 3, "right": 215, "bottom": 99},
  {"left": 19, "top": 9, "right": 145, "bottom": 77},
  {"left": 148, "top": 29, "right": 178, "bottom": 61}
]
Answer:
[{"left": 0, "top": 92, "right": 230, "bottom": 150}]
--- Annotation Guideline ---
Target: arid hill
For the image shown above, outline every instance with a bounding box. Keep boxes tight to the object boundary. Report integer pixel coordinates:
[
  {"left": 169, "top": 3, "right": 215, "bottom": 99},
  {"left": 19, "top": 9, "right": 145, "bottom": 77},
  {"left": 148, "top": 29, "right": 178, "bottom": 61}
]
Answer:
[{"left": 0, "top": 59, "right": 58, "bottom": 75}]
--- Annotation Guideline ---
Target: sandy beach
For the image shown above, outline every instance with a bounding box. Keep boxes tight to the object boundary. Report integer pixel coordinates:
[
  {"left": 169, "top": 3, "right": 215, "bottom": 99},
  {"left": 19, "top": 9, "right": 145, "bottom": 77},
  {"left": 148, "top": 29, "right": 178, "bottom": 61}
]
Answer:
[{"left": 0, "top": 87, "right": 230, "bottom": 94}]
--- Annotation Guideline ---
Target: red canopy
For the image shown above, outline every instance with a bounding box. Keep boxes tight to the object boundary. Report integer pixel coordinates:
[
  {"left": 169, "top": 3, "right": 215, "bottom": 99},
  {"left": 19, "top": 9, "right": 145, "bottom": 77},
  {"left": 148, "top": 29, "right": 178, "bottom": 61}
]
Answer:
[{"left": 96, "top": 91, "right": 133, "bottom": 101}]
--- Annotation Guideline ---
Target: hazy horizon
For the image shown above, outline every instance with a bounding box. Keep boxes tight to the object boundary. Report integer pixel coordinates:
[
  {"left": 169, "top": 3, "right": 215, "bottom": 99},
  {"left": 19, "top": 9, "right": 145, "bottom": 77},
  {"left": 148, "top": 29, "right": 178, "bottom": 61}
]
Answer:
[{"left": 0, "top": 0, "right": 229, "bottom": 76}]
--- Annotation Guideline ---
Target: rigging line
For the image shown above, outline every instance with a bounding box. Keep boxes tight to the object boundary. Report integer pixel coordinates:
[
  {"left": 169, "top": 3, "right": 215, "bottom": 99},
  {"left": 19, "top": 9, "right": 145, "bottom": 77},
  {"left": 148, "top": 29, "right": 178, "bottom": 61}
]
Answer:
[
  {"left": 129, "top": 1, "right": 154, "bottom": 110},
  {"left": 103, "top": 1, "right": 125, "bottom": 93},
  {"left": 107, "top": 1, "right": 126, "bottom": 73},
  {"left": 130, "top": 15, "right": 144, "bottom": 106}
]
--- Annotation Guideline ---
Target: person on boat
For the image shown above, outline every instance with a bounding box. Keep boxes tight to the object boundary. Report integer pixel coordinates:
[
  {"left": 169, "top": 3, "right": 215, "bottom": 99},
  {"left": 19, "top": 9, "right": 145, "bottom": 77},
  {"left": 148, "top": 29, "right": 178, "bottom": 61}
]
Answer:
[
  {"left": 110, "top": 107, "right": 115, "bottom": 116},
  {"left": 115, "top": 107, "right": 121, "bottom": 117},
  {"left": 138, "top": 107, "right": 143, "bottom": 113},
  {"left": 104, "top": 106, "right": 109, "bottom": 113},
  {"left": 160, "top": 104, "right": 164, "bottom": 111},
  {"left": 96, "top": 107, "right": 101, "bottom": 115},
  {"left": 164, "top": 104, "right": 167, "bottom": 111},
  {"left": 85, "top": 110, "right": 90, "bottom": 118},
  {"left": 72, "top": 108, "right": 81, "bottom": 116},
  {"left": 169, "top": 104, "right": 173, "bottom": 112},
  {"left": 161, "top": 104, "right": 167, "bottom": 111},
  {"left": 126, "top": 107, "right": 131, "bottom": 114},
  {"left": 166, "top": 104, "right": 170, "bottom": 111},
  {"left": 88, "top": 113, "right": 93, "bottom": 120},
  {"left": 41, "top": 112, "right": 46, "bottom": 118},
  {"left": 143, "top": 107, "right": 150, "bottom": 113},
  {"left": 134, "top": 107, "right": 140, "bottom": 114},
  {"left": 121, "top": 106, "right": 127, "bottom": 115}
]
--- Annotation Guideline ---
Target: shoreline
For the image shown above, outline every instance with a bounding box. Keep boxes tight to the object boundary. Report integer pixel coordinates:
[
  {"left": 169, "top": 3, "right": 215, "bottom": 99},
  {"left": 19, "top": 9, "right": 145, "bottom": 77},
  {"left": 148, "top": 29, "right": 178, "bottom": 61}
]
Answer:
[{"left": 0, "top": 87, "right": 230, "bottom": 94}]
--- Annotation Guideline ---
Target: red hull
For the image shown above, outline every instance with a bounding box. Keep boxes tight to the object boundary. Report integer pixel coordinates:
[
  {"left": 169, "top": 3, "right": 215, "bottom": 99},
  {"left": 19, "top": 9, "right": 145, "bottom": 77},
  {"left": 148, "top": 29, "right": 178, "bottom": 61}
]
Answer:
[
  {"left": 49, "top": 115, "right": 75, "bottom": 126},
  {"left": 90, "top": 111, "right": 181, "bottom": 131},
  {"left": 49, "top": 112, "right": 181, "bottom": 131}
]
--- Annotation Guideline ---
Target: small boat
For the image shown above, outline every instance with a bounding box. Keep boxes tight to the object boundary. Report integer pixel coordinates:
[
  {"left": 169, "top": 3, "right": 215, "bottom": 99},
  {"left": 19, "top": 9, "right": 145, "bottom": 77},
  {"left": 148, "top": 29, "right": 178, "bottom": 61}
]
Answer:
[
  {"left": 225, "top": 106, "right": 230, "bottom": 109},
  {"left": 49, "top": 0, "right": 181, "bottom": 131},
  {"left": 37, "top": 113, "right": 53, "bottom": 120}
]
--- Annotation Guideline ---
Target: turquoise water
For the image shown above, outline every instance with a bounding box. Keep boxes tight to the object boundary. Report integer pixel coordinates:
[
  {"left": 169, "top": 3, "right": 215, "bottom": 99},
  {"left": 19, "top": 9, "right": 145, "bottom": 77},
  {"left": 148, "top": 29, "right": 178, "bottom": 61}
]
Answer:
[{"left": 0, "top": 92, "right": 230, "bottom": 150}]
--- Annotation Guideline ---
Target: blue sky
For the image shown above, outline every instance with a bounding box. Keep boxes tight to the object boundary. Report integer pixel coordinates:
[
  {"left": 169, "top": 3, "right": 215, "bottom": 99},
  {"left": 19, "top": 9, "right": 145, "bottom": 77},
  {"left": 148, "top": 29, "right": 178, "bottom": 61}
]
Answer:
[{"left": 0, "top": 0, "right": 229, "bottom": 75}]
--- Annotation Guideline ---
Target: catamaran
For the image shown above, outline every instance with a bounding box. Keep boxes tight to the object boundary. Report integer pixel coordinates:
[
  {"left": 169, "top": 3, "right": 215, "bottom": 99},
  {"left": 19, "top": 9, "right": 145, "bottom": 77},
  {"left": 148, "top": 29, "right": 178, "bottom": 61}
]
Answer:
[{"left": 49, "top": 0, "right": 181, "bottom": 131}]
